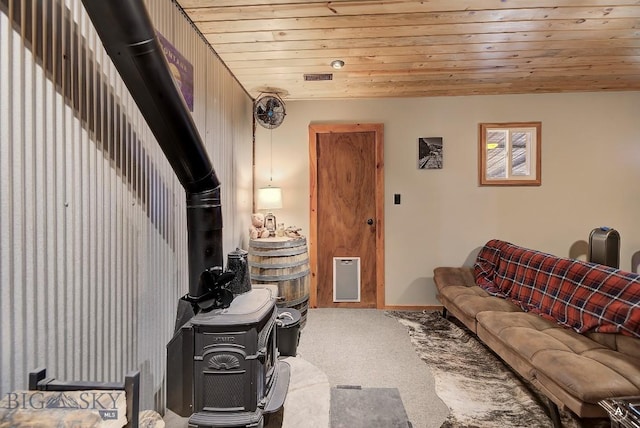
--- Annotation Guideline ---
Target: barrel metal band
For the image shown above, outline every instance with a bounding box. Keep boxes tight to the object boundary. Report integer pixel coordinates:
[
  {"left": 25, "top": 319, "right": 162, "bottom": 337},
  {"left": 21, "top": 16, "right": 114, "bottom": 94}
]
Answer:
[
  {"left": 249, "top": 259, "right": 309, "bottom": 269},
  {"left": 249, "top": 238, "right": 307, "bottom": 249},
  {"left": 251, "top": 268, "right": 310, "bottom": 282},
  {"left": 276, "top": 295, "right": 309, "bottom": 308},
  {"left": 249, "top": 247, "right": 307, "bottom": 257}
]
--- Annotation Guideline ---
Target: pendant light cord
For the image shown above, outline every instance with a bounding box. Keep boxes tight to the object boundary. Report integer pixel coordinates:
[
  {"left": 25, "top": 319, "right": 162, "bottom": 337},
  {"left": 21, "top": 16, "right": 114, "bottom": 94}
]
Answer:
[{"left": 269, "top": 127, "right": 273, "bottom": 183}]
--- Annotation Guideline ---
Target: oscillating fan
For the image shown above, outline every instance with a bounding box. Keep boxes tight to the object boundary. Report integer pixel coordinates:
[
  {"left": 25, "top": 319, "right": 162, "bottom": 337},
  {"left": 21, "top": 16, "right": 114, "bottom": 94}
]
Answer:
[{"left": 254, "top": 94, "right": 286, "bottom": 129}]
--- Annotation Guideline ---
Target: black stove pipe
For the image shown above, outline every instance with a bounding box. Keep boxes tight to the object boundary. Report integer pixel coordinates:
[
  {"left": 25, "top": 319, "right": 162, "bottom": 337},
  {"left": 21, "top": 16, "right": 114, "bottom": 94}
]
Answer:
[{"left": 81, "top": 0, "right": 223, "bottom": 300}]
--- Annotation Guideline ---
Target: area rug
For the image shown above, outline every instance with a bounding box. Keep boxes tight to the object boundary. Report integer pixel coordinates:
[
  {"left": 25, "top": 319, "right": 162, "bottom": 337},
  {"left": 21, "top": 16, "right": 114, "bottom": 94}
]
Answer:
[
  {"left": 330, "top": 386, "right": 411, "bottom": 428},
  {"left": 386, "top": 311, "right": 609, "bottom": 428}
]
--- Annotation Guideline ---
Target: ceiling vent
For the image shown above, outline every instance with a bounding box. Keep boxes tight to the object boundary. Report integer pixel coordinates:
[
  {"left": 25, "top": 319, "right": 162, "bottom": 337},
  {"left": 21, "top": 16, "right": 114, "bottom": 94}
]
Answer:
[{"left": 304, "top": 73, "right": 333, "bottom": 81}]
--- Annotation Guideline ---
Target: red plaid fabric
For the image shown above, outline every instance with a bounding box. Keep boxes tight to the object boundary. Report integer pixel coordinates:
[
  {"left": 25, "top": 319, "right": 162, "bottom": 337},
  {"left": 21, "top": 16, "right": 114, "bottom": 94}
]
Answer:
[{"left": 474, "top": 239, "right": 640, "bottom": 338}]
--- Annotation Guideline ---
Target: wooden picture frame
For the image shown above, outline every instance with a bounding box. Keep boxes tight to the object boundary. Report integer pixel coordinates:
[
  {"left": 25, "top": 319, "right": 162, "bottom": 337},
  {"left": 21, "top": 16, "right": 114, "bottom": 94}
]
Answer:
[{"left": 479, "top": 122, "right": 541, "bottom": 186}]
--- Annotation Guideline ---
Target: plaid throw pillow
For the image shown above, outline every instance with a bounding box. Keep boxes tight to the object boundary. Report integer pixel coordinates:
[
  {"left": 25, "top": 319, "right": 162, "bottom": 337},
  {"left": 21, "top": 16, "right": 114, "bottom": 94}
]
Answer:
[{"left": 474, "top": 239, "right": 640, "bottom": 338}]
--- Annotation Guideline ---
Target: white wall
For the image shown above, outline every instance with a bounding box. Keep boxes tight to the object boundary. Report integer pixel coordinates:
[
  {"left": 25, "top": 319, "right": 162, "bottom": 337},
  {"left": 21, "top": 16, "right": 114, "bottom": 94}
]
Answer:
[{"left": 254, "top": 92, "right": 640, "bottom": 306}]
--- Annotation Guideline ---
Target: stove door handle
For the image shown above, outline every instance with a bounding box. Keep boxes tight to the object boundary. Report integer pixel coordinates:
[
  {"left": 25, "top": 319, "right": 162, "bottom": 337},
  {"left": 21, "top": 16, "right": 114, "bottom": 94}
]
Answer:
[{"left": 256, "top": 347, "right": 267, "bottom": 363}]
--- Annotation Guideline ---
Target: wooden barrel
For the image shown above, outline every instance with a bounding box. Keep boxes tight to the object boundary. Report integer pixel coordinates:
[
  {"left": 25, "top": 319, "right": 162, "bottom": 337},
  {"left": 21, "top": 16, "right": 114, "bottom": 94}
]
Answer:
[{"left": 248, "top": 237, "right": 310, "bottom": 328}]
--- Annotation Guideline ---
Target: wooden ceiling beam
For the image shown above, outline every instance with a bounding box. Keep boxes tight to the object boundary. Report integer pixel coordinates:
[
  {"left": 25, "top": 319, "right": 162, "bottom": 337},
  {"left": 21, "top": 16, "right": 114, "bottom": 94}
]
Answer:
[
  {"left": 239, "top": 67, "right": 640, "bottom": 84},
  {"left": 229, "top": 57, "right": 640, "bottom": 76},
  {"left": 242, "top": 79, "right": 640, "bottom": 100},
  {"left": 208, "top": 29, "right": 640, "bottom": 54},
  {"left": 224, "top": 49, "right": 640, "bottom": 69},
  {"left": 196, "top": 7, "right": 640, "bottom": 34},
  {"left": 203, "top": 18, "right": 640, "bottom": 44},
  {"left": 217, "top": 40, "right": 640, "bottom": 61},
  {"left": 181, "top": 1, "right": 640, "bottom": 21}
]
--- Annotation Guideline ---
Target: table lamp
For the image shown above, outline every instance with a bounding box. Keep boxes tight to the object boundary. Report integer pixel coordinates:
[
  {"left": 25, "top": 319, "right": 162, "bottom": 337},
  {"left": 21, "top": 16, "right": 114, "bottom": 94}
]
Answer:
[{"left": 257, "top": 186, "right": 282, "bottom": 236}]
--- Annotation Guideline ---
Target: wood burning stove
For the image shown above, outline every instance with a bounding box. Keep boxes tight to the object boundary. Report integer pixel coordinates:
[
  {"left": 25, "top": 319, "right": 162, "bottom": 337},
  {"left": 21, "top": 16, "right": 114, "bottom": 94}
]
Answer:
[
  {"left": 80, "top": 1, "right": 290, "bottom": 426},
  {"left": 168, "top": 289, "right": 289, "bottom": 427}
]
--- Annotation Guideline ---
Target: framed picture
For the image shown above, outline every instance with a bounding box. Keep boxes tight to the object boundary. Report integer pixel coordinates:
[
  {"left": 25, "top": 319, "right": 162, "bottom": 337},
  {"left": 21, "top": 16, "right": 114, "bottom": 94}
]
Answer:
[
  {"left": 478, "top": 122, "right": 541, "bottom": 186},
  {"left": 418, "top": 137, "right": 443, "bottom": 169}
]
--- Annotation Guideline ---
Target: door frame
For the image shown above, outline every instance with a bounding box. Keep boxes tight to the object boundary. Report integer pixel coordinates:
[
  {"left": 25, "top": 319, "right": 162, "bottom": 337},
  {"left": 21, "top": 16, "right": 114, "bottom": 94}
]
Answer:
[{"left": 308, "top": 123, "right": 385, "bottom": 309}]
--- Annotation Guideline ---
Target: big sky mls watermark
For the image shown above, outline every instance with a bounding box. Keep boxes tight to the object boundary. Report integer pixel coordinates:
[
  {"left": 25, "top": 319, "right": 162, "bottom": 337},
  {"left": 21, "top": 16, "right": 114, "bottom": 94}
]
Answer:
[{"left": 2, "top": 391, "right": 123, "bottom": 421}]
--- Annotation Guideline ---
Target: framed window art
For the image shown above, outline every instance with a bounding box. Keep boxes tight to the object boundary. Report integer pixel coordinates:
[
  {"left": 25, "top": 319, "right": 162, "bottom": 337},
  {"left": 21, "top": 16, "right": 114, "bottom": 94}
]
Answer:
[{"left": 479, "top": 122, "right": 541, "bottom": 186}]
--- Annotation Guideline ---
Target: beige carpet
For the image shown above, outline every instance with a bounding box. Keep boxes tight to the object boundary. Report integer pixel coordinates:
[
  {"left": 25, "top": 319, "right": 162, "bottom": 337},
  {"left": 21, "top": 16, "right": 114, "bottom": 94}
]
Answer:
[{"left": 297, "top": 308, "right": 449, "bottom": 428}]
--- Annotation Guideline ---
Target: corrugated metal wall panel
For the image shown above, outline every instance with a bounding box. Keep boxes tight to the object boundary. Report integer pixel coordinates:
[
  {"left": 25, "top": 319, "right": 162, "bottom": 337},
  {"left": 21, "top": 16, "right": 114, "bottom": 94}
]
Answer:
[
  {"left": 0, "top": 0, "right": 253, "bottom": 412},
  {"left": 0, "top": 2, "right": 13, "bottom": 389}
]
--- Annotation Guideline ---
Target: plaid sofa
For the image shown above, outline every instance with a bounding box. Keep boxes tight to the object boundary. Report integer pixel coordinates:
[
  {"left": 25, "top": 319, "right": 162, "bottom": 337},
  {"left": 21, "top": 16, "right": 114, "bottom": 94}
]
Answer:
[{"left": 434, "top": 239, "right": 640, "bottom": 425}]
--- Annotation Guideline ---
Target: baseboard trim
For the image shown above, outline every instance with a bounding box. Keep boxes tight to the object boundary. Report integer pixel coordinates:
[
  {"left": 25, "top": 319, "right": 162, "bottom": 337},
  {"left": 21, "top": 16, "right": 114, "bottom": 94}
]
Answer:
[{"left": 383, "top": 305, "right": 443, "bottom": 311}]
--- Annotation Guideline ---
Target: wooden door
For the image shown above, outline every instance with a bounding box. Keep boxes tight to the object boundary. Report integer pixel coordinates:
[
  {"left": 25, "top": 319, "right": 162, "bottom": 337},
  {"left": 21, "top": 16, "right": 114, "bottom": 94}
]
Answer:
[{"left": 309, "top": 124, "right": 384, "bottom": 308}]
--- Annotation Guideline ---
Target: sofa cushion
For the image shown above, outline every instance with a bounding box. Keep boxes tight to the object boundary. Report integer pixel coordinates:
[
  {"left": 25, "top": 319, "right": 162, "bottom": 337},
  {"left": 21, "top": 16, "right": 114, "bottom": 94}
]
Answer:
[
  {"left": 435, "top": 267, "right": 522, "bottom": 333},
  {"left": 532, "top": 349, "right": 640, "bottom": 403},
  {"left": 476, "top": 311, "right": 640, "bottom": 405},
  {"left": 457, "top": 293, "right": 522, "bottom": 316},
  {"left": 477, "top": 311, "right": 581, "bottom": 360},
  {"left": 586, "top": 332, "right": 640, "bottom": 358},
  {"left": 474, "top": 239, "right": 640, "bottom": 338}
]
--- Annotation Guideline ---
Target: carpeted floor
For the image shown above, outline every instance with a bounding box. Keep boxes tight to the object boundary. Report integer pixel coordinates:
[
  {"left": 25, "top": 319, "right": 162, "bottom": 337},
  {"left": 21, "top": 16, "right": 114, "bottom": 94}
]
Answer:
[
  {"left": 297, "top": 308, "right": 449, "bottom": 428},
  {"left": 387, "top": 310, "right": 610, "bottom": 428}
]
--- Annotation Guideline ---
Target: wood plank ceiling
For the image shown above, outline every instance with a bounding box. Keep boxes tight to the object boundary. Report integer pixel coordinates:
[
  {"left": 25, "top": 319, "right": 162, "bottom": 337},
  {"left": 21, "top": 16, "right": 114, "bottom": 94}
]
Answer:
[{"left": 176, "top": 0, "right": 640, "bottom": 100}]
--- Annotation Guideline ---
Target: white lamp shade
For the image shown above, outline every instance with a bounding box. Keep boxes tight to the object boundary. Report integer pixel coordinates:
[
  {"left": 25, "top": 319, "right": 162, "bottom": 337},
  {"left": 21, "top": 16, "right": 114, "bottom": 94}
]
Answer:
[{"left": 257, "top": 186, "right": 283, "bottom": 210}]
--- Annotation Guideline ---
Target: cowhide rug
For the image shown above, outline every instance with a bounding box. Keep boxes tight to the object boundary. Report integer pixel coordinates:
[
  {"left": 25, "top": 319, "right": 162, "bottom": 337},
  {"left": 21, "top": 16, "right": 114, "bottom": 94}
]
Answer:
[{"left": 386, "top": 311, "right": 609, "bottom": 428}]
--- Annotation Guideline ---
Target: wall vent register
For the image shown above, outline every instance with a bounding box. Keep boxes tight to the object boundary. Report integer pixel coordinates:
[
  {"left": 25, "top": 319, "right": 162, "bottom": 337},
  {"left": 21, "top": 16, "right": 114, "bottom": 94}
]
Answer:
[{"left": 333, "top": 257, "right": 361, "bottom": 302}]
